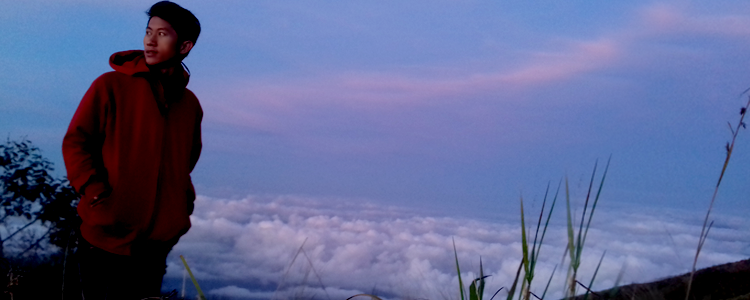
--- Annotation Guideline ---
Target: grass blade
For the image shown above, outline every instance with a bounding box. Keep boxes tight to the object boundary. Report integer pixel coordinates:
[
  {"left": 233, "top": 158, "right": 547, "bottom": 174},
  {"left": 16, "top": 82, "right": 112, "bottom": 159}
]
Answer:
[
  {"left": 274, "top": 237, "right": 308, "bottom": 299},
  {"left": 490, "top": 288, "right": 504, "bottom": 300},
  {"left": 564, "top": 178, "right": 575, "bottom": 267},
  {"left": 687, "top": 96, "right": 750, "bottom": 300},
  {"left": 301, "top": 247, "right": 332, "bottom": 300},
  {"left": 506, "top": 261, "right": 524, "bottom": 300},
  {"left": 454, "top": 237, "right": 466, "bottom": 300},
  {"left": 608, "top": 263, "right": 627, "bottom": 299},
  {"left": 583, "top": 251, "right": 606, "bottom": 300},
  {"left": 565, "top": 177, "right": 577, "bottom": 298},
  {"left": 582, "top": 157, "right": 610, "bottom": 248},
  {"left": 578, "top": 161, "right": 598, "bottom": 255},
  {"left": 180, "top": 255, "right": 206, "bottom": 300},
  {"left": 470, "top": 280, "right": 478, "bottom": 300},
  {"left": 520, "top": 196, "right": 530, "bottom": 279},
  {"left": 530, "top": 183, "right": 550, "bottom": 269},
  {"left": 541, "top": 264, "right": 557, "bottom": 300},
  {"left": 576, "top": 161, "right": 599, "bottom": 267},
  {"left": 479, "top": 257, "right": 486, "bottom": 300},
  {"left": 534, "top": 181, "right": 560, "bottom": 264}
]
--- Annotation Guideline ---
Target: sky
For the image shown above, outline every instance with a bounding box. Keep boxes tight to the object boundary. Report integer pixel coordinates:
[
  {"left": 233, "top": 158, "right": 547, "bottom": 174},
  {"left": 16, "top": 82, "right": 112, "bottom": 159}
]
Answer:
[{"left": 2, "top": 0, "right": 750, "bottom": 299}]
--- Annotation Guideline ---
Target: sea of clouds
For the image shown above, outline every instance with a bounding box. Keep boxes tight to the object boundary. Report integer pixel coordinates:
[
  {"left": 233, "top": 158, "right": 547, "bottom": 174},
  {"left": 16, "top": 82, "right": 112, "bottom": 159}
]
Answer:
[{"left": 162, "top": 195, "right": 750, "bottom": 300}]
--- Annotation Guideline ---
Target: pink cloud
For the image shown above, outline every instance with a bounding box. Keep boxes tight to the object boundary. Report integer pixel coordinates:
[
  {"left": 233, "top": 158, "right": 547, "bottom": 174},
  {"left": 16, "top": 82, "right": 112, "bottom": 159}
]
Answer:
[
  {"left": 191, "top": 36, "right": 624, "bottom": 157},
  {"left": 500, "top": 39, "right": 619, "bottom": 86},
  {"left": 194, "top": 1, "right": 750, "bottom": 156},
  {"left": 203, "top": 38, "right": 621, "bottom": 121},
  {"left": 640, "top": 3, "right": 750, "bottom": 37}
]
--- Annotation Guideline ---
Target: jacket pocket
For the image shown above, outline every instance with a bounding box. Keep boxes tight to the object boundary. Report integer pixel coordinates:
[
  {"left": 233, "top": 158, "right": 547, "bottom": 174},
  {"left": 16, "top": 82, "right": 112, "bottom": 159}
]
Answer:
[
  {"left": 86, "top": 193, "right": 111, "bottom": 208},
  {"left": 79, "top": 192, "right": 113, "bottom": 225},
  {"left": 78, "top": 187, "right": 131, "bottom": 228}
]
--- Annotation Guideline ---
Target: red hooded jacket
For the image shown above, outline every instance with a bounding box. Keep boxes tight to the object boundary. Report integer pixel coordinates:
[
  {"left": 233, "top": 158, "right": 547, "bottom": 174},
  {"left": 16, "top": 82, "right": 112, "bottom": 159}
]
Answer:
[{"left": 63, "top": 50, "right": 202, "bottom": 255}]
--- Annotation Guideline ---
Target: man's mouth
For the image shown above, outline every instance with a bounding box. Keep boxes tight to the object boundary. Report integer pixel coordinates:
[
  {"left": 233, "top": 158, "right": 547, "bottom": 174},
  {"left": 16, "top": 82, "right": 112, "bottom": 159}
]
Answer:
[{"left": 145, "top": 50, "right": 157, "bottom": 56}]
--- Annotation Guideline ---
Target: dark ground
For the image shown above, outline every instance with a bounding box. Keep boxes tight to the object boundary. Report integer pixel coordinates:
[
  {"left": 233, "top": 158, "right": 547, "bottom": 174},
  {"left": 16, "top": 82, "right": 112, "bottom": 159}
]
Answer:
[
  {"left": 570, "top": 258, "right": 750, "bottom": 300},
  {"left": 0, "top": 254, "right": 748, "bottom": 299}
]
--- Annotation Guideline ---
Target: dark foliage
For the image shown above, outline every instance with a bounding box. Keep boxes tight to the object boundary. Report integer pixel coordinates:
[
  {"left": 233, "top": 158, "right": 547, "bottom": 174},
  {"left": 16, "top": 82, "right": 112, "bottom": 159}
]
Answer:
[
  {"left": 0, "top": 138, "right": 82, "bottom": 298},
  {"left": 0, "top": 138, "right": 80, "bottom": 254},
  {"left": 0, "top": 138, "right": 188, "bottom": 299}
]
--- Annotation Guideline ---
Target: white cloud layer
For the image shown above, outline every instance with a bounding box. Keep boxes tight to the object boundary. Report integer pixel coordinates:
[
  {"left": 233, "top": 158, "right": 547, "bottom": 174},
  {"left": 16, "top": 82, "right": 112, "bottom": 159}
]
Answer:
[{"left": 165, "top": 195, "right": 750, "bottom": 300}]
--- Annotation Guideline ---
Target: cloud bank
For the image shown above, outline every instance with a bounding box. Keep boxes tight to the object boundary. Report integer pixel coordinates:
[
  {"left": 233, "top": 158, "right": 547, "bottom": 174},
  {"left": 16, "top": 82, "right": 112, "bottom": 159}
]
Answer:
[{"left": 165, "top": 195, "right": 750, "bottom": 300}]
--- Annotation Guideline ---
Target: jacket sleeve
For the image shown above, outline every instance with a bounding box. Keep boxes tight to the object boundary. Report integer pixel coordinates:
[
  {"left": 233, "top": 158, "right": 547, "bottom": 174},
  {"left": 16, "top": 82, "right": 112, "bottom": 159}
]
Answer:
[
  {"left": 189, "top": 106, "right": 203, "bottom": 173},
  {"left": 62, "top": 75, "right": 112, "bottom": 196},
  {"left": 186, "top": 106, "right": 202, "bottom": 215}
]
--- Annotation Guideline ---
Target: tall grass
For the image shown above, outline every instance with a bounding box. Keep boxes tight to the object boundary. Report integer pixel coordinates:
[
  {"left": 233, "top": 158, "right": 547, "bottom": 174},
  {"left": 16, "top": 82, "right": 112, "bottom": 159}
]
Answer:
[
  {"left": 685, "top": 97, "right": 750, "bottom": 300},
  {"left": 455, "top": 95, "right": 748, "bottom": 300},
  {"left": 275, "top": 238, "right": 331, "bottom": 300},
  {"left": 451, "top": 159, "right": 611, "bottom": 300},
  {"left": 180, "top": 255, "right": 207, "bottom": 300},
  {"left": 564, "top": 158, "right": 610, "bottom": 299},
  {"left": 519, "top": 181, "right": 559, "bottom": 300},
  {"left": 453, "top": 238, "right": 492, "bottom": 300}
]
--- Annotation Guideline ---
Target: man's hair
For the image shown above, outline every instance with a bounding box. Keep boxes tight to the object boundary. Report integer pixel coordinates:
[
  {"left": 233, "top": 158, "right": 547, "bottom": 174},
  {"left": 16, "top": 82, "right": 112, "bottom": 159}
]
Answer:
[{"left": 146, "top": 1, "right": 201, "bottom": 45}]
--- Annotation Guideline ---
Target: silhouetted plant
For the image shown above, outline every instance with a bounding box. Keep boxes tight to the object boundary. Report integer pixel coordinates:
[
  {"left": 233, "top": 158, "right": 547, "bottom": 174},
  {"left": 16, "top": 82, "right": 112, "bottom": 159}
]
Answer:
[
  {"left": 519, "top": 182, "right": 558, "bottom": 300},
  {"left": 685, "top": 97, "right": 750, "bottom": 300},
  {"left": 0, "top": 138, "right": 80, "bottom": 256},
  {"left": 564, "top": 158, "right": 609, "bottom": 299}
]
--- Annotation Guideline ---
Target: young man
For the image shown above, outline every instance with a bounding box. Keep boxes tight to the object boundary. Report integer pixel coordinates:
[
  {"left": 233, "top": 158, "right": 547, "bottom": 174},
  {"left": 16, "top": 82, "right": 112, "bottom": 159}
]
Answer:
[{"left": 62, "top": 2, "right": 202, "bottom": 299}]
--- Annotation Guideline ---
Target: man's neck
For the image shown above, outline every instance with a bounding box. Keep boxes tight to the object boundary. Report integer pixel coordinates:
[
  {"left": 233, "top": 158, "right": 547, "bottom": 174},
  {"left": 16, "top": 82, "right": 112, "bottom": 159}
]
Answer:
[
  {"left": 157, "top": 66, "right": 177, "bottom": 76},
  {"left": 147, "top": 59, "right": 182, "bottom": 77}
]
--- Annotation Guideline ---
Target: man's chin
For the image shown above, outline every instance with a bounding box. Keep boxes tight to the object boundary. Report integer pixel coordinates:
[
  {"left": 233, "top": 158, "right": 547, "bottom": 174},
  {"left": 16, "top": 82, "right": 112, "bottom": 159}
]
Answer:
[
  {"left": 144, "top": 57, "right": 161, "bottom": 66},
  {"left": 145, "top": 56, "right": 181, "bottom": 69}
]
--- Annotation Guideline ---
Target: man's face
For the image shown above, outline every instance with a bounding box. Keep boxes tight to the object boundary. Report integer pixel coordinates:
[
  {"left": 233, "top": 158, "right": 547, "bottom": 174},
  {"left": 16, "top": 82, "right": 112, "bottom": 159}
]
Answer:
[{"left": 143, "top": 16, "right": 180, "bottom": 65}]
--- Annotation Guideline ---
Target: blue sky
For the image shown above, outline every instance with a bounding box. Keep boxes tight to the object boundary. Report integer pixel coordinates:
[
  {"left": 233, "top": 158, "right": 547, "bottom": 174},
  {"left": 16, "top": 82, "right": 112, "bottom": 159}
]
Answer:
[
  {"left": 2, "top": 1, "right": 750, "bottom": 298},
  {"left": 4, "top": 0, "right": 750, "bottom": 215}
]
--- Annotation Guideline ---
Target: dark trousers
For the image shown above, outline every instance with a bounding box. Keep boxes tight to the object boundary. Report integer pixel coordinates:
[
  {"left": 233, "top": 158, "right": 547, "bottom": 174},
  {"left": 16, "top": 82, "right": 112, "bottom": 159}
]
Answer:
[{"left": 77, "top": 237, "right": 173, "bottom": 300}]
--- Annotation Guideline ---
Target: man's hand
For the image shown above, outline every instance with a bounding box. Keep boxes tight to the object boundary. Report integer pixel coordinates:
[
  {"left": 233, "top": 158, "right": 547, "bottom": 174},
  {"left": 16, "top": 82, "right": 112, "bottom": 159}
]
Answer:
[
  {"left": 89, "top": 188, "right": 112, "bottom": 207},
  {"left": 82, "top": 179, "right": 112, "bottom": 207}
]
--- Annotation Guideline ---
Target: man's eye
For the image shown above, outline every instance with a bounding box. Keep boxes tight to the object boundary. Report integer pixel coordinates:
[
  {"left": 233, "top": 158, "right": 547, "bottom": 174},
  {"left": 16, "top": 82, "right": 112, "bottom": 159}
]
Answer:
[{"left": 159, "top": 32, "right": 166, "bottom": 36}]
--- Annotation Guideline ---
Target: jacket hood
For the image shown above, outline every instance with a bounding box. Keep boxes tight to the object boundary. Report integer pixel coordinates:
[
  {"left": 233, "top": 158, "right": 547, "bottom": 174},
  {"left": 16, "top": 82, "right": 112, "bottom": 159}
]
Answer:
[
  {"left": 109, "top": 50, "right": 150, "bottom": 75},
  {"left": 108, "top": 50, "right": 190, "bottom": 84}
]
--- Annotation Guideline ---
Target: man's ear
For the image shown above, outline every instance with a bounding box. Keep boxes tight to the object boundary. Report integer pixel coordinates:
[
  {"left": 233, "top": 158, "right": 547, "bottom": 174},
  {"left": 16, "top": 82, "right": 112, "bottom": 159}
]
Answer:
[{"left": 179, "top": 40, "right": 194, "bottom": 55}]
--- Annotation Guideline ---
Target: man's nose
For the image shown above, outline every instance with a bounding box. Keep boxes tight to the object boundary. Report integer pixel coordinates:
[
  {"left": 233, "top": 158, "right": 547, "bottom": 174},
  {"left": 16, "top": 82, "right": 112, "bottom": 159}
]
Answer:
[{"left": 145, "top": 35, "right": 156, "bottom": 46}]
